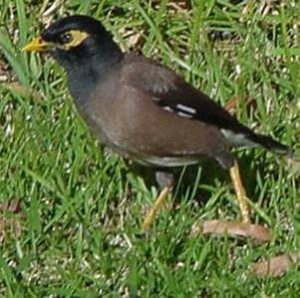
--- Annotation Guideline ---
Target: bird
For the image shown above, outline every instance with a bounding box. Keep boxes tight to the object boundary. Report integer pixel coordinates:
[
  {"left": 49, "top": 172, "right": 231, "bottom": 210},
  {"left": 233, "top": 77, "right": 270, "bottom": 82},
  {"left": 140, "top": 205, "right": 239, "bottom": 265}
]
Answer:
[{"left": 23, "top": 15, "right": 294, "bottom": 232}]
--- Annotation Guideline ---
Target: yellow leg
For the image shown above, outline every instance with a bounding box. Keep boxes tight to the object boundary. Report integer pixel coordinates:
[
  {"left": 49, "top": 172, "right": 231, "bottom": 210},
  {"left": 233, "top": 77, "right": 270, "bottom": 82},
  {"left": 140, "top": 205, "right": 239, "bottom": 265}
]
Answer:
[
  {"left": 141, "top": 186, "right": 172, "bottom": 231},
  {"left": 229, "top": 159, "right": 251, "bottom": 223}
]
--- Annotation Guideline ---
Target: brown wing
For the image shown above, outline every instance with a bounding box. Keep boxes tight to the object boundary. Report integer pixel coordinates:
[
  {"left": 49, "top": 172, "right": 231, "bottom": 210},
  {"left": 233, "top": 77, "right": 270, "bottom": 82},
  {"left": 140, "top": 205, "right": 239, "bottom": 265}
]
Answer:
[{"left": 121, "top": 54, "right": 290, "bottom": 156}]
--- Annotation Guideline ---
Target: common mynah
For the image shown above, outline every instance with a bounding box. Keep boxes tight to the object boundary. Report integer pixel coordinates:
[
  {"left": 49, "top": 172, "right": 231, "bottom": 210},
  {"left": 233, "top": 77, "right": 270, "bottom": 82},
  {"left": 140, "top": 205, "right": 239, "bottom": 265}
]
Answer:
[{"left": 23, "top": 15, "right": 294, "bottom": 232}]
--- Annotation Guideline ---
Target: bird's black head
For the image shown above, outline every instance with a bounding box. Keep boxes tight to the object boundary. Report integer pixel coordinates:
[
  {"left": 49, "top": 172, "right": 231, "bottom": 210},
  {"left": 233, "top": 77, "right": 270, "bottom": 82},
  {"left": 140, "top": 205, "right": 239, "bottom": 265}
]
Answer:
[{"left": 23, "top": 15, "right": 122, "bottom": 69}]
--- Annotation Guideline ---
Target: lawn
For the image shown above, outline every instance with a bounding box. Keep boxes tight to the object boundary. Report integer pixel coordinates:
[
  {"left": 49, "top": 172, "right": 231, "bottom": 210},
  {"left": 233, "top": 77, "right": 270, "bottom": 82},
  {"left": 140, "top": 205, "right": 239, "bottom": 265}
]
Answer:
[{"left": 0, "top": 0, "right": 299, "bottom": 296}]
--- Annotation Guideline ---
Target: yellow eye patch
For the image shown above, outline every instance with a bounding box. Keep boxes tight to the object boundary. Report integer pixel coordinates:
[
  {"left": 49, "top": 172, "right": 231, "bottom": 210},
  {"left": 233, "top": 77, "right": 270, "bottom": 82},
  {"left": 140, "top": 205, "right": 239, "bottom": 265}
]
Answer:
[
  {"left": 23, "top": 30, "right": 90, "bottom": 53},
  {"left": 60, "top": 30, "right": 89, "bottom": 50}
]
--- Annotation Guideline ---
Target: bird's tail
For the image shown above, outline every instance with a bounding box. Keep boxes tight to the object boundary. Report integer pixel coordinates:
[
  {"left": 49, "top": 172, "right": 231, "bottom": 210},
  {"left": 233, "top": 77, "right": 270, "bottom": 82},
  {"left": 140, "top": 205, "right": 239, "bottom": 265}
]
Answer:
[
  {"left": 246, "top": 131, "right": 294, "bottom": 157},
  {"left": 222, "top": 128, "right": 294, "bottom": 157}
]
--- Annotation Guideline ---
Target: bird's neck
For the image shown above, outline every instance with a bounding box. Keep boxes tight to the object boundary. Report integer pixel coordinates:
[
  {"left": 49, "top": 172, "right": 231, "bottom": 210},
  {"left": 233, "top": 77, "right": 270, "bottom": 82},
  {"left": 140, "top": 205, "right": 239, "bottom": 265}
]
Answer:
[{"left": 57, "top": 45, "right": 123, "bottom": 107}]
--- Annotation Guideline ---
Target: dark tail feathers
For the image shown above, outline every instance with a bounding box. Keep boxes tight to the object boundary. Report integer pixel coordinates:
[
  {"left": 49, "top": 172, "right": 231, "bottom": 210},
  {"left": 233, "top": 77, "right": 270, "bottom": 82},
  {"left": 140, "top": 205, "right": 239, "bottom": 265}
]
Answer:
[{"left": 247, "top": 132, "right": 294, "bottom": 158}]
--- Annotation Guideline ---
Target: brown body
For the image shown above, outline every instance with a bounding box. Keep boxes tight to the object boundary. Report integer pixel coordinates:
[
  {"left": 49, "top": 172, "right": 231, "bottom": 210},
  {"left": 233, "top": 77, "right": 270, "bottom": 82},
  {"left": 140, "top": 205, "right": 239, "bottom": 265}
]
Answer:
[{"left": 76, "top": 55, "right": 232, "bottom": 168}]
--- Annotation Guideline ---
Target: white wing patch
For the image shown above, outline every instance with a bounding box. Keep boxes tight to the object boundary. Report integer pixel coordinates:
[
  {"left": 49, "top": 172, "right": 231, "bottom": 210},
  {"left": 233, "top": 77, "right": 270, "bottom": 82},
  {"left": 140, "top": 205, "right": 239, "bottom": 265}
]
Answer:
[
  {"left": 153, "top": 98, "right": 197, "bottom": 119},
  {"left": 161, "top": 105, "right": 193, "bottom": 118},
  {"left": 176, "top": 104, "right": 196, "bottom": 115},
  {"left": 177, "top": 111, "right": 193, "bottom": 118},
  {"left": 163, "top": 106, "right": 174, "bottom": 113}
]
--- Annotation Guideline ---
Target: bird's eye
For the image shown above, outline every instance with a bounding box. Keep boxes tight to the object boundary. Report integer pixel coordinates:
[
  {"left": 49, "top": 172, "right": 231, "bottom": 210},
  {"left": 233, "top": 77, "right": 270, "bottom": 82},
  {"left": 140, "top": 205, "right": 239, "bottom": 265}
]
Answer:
[{"left": 59, "top": 32, "right": 72, "bottom": 44}]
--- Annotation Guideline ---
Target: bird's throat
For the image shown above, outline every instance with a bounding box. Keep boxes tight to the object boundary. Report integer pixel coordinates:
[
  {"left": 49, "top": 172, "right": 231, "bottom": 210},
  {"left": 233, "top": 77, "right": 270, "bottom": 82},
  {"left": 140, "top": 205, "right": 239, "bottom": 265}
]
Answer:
[{"left": 64, "top": 49, "right": 123, "bottom": 107}]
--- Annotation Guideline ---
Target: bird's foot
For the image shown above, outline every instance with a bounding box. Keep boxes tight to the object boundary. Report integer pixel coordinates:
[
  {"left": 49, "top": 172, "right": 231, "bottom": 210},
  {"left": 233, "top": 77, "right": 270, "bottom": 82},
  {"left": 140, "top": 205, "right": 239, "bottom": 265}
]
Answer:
[
  {"left": 141, "top": 186, "right": 171, "bottom": 232},
  {"left": 229, "top": 159, "right": 252, "bottom": 223}
]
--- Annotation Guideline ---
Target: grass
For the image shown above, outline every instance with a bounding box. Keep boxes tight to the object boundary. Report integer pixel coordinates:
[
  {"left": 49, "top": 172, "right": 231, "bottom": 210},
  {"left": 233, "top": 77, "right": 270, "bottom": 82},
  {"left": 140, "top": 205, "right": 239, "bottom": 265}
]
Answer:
[{"left": 0, "top": 0, "right": 299, "bottom": 296}]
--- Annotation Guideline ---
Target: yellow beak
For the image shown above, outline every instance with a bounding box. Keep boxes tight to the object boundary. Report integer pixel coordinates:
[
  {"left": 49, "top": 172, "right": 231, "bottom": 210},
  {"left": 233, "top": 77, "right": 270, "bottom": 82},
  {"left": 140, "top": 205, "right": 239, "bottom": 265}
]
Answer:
[{"left": 22, "top": 37, "right": 54, "bottom": 52}]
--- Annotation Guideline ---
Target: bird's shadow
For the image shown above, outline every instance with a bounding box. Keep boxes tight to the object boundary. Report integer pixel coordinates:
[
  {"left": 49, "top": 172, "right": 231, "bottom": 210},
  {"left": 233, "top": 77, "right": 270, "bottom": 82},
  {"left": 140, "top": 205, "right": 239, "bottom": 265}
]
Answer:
[{"left": 127, "top": 150, "right": 277, "bottom": 207}]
